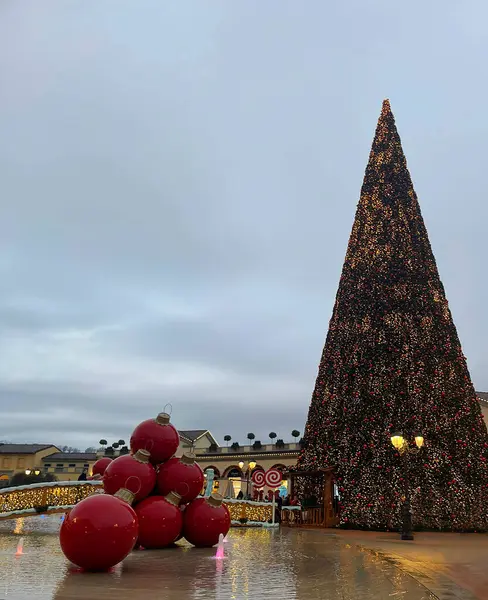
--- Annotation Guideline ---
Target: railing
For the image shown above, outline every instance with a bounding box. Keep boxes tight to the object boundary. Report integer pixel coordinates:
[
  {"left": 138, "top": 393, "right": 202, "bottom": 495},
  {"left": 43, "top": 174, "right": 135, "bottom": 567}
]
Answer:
[{"left": 281, "top": 506, "right": 325, "bottom": 527}]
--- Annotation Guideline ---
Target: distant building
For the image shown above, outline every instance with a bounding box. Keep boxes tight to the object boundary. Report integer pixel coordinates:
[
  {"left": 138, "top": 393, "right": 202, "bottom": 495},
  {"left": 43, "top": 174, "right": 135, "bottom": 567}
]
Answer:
[
  {"left": 477, "top": 392, "right": 488, "bottom": 423},
  {"left": 0, "top": 444, "right": 60, "bottom": 484},
  {"left": 3, "top": 396, "right": 488, "bottom": 488},
  {"left": 41, "top": 452, "right": 97, "bottom": 481},
  {"left": 177, "top": 430, "right": 219, "bottom": 455}
]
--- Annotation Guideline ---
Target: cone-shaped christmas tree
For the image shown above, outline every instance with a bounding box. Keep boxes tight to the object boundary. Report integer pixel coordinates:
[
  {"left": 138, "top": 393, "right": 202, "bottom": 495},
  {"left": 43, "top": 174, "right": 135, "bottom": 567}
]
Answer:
[{"left": 297, "top": 100, "right": 488, "bottom": 531}]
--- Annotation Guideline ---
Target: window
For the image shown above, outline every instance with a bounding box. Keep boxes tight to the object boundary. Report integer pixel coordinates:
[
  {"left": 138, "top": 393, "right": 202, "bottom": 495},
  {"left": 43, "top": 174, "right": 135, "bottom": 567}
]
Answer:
[
  {"left": 68, "top": 464, "right": 76, "bottom": 468},
  {"left": 43, "top": 464, "right": 50, "bottom": 471},
  {"left": 17, "top": 458, "right": 25, "bottom": 468},
  {"left": 83, "top": 463, "right": 89, "bottom": 468},
  {"left": 55, "top": 464, "right": 64, "bottom": 472},
  {"left": 2, "top": 458, "right": 10, "bottom": 468}
]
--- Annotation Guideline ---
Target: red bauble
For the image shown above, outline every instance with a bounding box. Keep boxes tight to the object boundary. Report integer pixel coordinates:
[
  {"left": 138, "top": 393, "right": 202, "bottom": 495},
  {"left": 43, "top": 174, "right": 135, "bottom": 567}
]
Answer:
[
  {"left": 103, "top": 450, "right": 156, "bottom": 502},
  {"left": 130, "top": 412, "right": 179, "bottom": 465},
  {"left": 59, "top": 489, "right": 138, "bottom": 571},
  {"left": 157, "top": 453, "right": 204, "bottom": 503},
  {"left": 135, "top": 492, "right": 183, "bottom": 549},
  {"left": 183, "top": 494, "right": 230, "bottom": 548},
  {"left": 92, "top": 457, "right": 112, "bottom": 476}
]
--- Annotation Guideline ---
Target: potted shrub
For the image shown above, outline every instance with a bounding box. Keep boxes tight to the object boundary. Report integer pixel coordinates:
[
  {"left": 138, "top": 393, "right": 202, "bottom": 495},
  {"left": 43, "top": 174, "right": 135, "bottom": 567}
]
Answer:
[
  {"left": 209, "top": 443, "right": 218, "bottom": 452},
  {"left": 276, "top": 439, "right": 285, "bottom": 449},
  {"left": 252, "top": 440, "right": 262, "bottom": 450},
  {"left": 231, "top": 442, "right": 240, "bottom": 451}
]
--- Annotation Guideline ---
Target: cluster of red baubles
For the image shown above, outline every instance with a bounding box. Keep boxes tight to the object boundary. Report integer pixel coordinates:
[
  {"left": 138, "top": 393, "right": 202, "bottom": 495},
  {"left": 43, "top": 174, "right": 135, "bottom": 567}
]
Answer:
[{"left": 59, "top": 412, "right": 231, "bottom": 571}]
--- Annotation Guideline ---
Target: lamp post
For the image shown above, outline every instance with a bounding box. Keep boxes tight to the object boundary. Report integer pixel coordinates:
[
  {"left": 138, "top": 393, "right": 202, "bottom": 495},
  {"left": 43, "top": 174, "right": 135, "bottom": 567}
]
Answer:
[
  {"left": 390, "top": 432, "right": 424, "bottom": 541},
  {"left": 25, "top": 468, "right": 41, "bottom": 477},
  {"left": 238, "top": 461, "right": 257, "bottom": 498}
]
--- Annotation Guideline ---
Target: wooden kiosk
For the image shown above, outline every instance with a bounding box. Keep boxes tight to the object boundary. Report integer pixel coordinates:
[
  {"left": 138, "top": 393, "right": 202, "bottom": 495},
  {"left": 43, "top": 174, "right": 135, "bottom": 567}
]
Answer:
[{"left": 283, "top": 467, "right": 339, "bottom": 528}]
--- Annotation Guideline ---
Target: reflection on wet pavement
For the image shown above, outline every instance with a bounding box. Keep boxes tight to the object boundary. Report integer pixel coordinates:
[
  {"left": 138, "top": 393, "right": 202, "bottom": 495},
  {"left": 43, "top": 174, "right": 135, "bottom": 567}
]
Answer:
[{"left": 0, "top": 516, "right": 438, "bottom": 599}]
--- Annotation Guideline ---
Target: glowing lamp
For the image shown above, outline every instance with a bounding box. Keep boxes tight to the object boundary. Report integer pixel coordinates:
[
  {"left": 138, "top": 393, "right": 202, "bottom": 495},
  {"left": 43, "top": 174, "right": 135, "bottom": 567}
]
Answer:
[
  {"left": 390, "top": 433, "right": 405, "bottom": 451},
  {"left": 249, "top": 461, "right": 257, "bottom": 470},
  {"left": 238, "top": 461, "right": 244, "bottom": 469},
  {"left": 34, "top": 469, "right": 40, "bottom": 476},
  {"left": 414, "top": 435, "right": 424, "bottom": 449},
  {"left": 24, "top": 469, "right": 31, "bottom": 476}
]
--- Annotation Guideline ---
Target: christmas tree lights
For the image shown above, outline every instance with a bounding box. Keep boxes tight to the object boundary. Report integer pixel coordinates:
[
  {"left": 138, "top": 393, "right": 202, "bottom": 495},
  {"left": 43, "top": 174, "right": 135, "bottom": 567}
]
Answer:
[{"left": 297, "top": 100, "right": 488, "bottom": 531}]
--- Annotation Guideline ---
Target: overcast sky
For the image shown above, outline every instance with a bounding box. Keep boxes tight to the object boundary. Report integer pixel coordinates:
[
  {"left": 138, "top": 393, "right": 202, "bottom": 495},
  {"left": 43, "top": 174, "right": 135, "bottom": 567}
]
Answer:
[{"left": 0, "top": 1, "right": 487, "bottom": 450}]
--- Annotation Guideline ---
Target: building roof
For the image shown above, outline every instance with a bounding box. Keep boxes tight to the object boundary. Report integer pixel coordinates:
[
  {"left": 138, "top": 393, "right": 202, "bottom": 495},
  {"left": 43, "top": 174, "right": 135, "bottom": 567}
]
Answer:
[
  {"left": 179, "top": 430, "right": 210, "bottom": 442},
  {"left": 41, "top": 452, "right": 97, "bottom": 462},
  {"left": 0, "top": 444, "right": 59, "bottom": 455},
  {"left": 476, "top": 391, "right": 488, "bottom": 403}
]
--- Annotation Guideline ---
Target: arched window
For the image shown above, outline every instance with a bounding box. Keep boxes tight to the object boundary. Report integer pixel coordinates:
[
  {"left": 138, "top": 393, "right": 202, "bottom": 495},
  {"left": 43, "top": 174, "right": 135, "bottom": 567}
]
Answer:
[
  {"left": 204, "top": 466, "right": 221, "bottom": 478},
  {"left": 224, "top": 465, "right": 243, "bottom": 478}
]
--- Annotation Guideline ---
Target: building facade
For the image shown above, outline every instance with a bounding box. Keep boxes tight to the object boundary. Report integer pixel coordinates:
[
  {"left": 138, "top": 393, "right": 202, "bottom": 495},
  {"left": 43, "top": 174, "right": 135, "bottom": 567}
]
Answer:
[
  {"left": 3, "top": 396, "right": 488, "bottom": 488},
  {"left": 0, "top": 444, "right": 60, "bottom": 485},
  {"left": 42, "top": 452, "right": 97, "bottom": 481}
]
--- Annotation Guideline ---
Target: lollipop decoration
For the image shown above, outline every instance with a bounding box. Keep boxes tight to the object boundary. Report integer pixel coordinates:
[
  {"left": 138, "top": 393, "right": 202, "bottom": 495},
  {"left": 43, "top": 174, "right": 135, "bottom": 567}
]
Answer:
[
  {"left": 264, "top": 468, "right": 282, "bottom": 488},
  {"left": 251, "top": 469, "right": 266, "bottom": 487}
]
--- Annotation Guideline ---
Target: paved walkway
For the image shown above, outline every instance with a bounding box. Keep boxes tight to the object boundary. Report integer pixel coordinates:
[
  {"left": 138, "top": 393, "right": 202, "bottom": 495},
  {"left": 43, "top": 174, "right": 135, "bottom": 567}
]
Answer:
[{"left": 324, "top": 529, "right": 488, "bottom": 599}]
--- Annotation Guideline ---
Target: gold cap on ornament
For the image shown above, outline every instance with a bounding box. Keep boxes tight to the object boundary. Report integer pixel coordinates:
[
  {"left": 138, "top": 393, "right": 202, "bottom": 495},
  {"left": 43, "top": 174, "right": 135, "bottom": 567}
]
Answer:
[
  {"left": 180, "top": 453, "right": 196, "bottom": 465},
  {"left": 165, "top": 491, "right": 182, "bottom": 506},
  {"left": 114, "top": 488, "right": 135, "bottom": 505},
  {"left": 156, "top": 412, "right": 170, "bottom": 425},
  {"left": 133, "top": 449, "right": 151, "bottom": 463},
  {"left": 207, "top": 493, "right": 224, "bottom": 508}
]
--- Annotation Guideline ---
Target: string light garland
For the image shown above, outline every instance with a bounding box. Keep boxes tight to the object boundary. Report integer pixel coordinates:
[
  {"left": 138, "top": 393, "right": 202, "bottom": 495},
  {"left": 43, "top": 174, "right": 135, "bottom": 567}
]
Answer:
[
  {"left": 297, "top": 99, "right": 488, "bottom": 531},
  {"left": 0, "top": 481, "right": 103, "bottom": 518},
  {"left": 0, "top": 481, "right": 273, "bottom": 524}
]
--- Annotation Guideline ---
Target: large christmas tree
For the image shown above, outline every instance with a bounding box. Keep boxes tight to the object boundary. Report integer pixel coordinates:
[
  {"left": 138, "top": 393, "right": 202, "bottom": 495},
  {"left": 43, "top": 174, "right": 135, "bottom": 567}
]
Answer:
[{"left": 297, "top": 100, "right": 488, "bottom": 531}]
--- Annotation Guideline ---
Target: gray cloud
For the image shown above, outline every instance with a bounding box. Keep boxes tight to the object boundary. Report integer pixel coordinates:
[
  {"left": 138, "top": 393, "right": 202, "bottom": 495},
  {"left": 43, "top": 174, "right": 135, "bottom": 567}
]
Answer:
[{"left": 0, "top": 0, "right": 487, "bottom": 449}]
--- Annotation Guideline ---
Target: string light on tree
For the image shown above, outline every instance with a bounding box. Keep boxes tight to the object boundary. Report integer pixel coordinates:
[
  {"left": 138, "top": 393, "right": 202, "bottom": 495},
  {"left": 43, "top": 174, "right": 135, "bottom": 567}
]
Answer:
[{"left": 297, "top": 99, "right": 488, "bottom": 532}]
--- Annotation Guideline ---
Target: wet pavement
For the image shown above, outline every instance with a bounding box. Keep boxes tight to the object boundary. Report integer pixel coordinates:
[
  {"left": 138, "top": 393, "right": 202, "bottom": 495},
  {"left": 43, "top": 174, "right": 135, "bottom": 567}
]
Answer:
[
  {"left": 0, "top": 516, "right": 442, "bottom": 599},
  {"left": 328, "top": 529, "right": 486, "bottom": 600}
]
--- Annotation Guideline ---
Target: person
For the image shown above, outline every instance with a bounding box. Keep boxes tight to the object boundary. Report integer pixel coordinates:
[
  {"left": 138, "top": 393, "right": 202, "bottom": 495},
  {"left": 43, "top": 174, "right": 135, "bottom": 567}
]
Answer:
[
  {"left": 275, "top": 493, "right": 283, "bottom": 524},
  {"left": 77, "top": 470, "right": 87, "bottom": 481}
]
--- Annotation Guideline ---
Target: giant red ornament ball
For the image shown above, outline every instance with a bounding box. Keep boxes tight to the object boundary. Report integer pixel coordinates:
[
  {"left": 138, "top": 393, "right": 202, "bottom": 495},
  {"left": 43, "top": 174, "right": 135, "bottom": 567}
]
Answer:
[
  {"left": 103, "top": 449, "right": 156, "bottom": 502},
  {"left": 135, "top": 492, "right": 183, "bottom": 549},
  {"left": 130, "top": 412, "right": 179, "bottom": 465},
  {"left": 59, "top": 489, "right": 138, "bottom": 571},
  {"left": 92, "top": 457, "right": 112, "bottom": 476},
  {"left": 183, "top": 494, "right": 231, "bottom": 547},
  {"left": 157, "top": 453, "right": 204, "bottom": 503}
]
